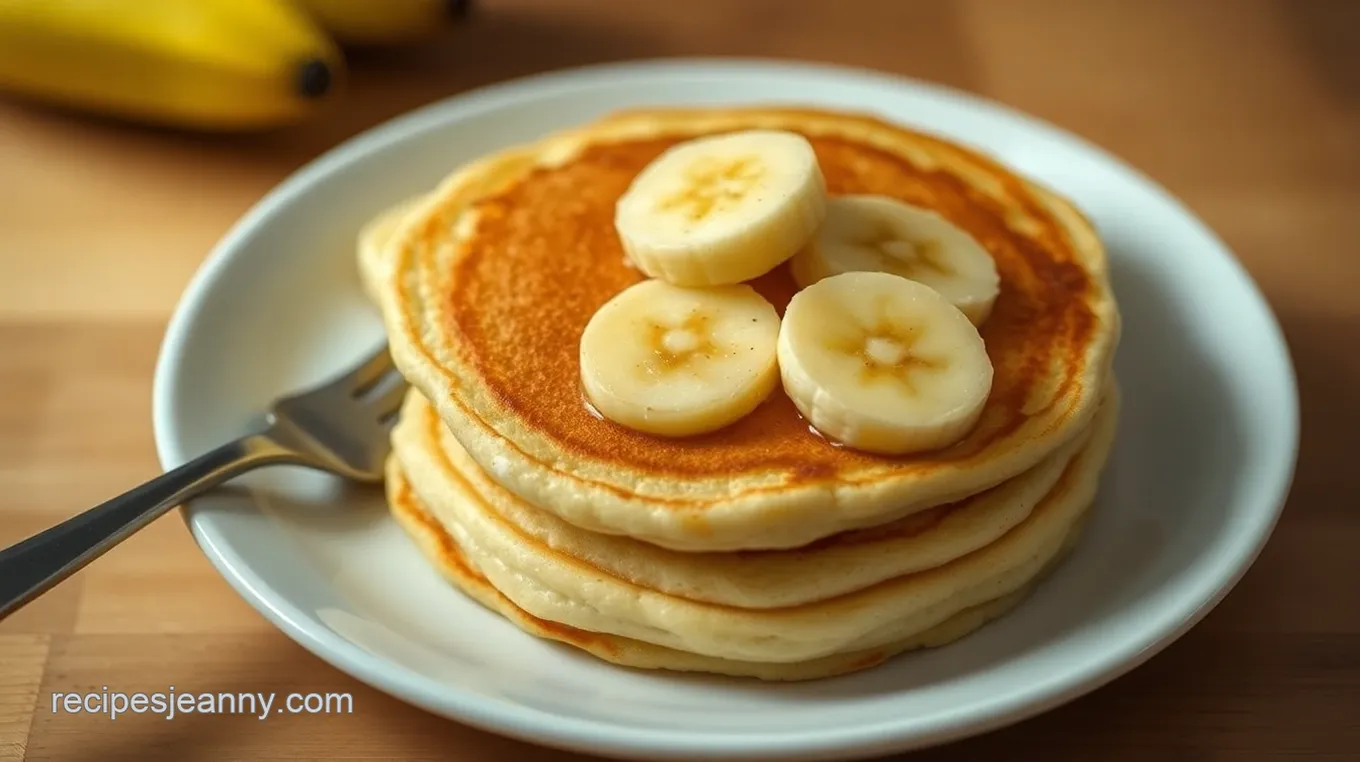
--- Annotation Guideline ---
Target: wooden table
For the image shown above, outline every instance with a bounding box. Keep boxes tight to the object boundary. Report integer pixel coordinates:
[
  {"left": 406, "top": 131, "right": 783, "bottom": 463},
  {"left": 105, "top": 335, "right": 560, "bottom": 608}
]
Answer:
[{"left": 2, "top": 1, "right": 1356, "bottom": 759}]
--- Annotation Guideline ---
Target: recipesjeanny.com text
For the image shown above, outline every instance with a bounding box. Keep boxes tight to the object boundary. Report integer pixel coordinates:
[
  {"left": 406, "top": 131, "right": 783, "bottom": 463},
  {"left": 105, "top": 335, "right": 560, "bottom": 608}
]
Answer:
[{"left": 50, "top": 687, "right": 353, "bottom": 720}]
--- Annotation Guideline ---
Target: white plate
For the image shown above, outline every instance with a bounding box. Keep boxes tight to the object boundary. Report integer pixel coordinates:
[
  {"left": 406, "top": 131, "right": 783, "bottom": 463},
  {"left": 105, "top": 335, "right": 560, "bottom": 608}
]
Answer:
[{"left": 152, "top": 59, "right": 1298, "bottom": 761}]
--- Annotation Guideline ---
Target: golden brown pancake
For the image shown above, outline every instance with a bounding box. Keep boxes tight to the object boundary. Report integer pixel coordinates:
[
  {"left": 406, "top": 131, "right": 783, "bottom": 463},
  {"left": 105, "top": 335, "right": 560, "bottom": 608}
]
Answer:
[
  {"left": 389, "top": 387, "right": 1117, "bottom": 663},
  {"left": 373, "top": 107, "right": 1119, "bottom": 552},
  {"left": 393, "top": 387, "right": 1115, "bottom": 608},
  {"left": 386, "top": 460, "right": 1084, "bottom": 681}
]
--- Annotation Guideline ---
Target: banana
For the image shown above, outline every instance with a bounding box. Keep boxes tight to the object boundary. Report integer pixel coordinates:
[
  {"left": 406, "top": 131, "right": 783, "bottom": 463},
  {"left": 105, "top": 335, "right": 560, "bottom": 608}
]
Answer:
[
  {"left": 0, "top": 0, "right": 342, "bottom": 130},
  {"left": 293, "top": 0, "right": 472, "bottom": 45},
  {"left": 778, "top": 271, "right": 994, "bottom": 455},
  {"left": 789, "top": 195, "right": 1001, "bottom": 326},
  {"left": 614, "top": 130, "right": 826, "bottom": 287},
  {"left": 579, "top": 280, "right": 781, "bottom": 437}
]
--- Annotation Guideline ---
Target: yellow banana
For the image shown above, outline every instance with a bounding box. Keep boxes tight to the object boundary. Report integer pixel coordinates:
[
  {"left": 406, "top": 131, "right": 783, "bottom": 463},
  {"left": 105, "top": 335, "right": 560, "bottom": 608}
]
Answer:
[
  {"left": 0, "top": 0, "right": 343, "bottom": 130},
  {"left": 293, "top": 0, "right": 472, "bottom": 45}
]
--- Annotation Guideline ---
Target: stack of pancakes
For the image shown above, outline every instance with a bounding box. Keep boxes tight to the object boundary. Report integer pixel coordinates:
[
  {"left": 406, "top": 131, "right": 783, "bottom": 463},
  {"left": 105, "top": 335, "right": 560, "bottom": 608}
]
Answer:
[{"left": 359, "top": 108, "right": 1121, "bottom": 680}]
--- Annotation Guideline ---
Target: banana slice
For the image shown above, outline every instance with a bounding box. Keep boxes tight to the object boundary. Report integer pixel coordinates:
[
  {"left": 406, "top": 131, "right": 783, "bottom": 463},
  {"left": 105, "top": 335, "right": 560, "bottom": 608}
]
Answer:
[
  {"left": 778, "top": 271, "right": 994, "bottom": 455},
  {"left": 789, "top": 195, "right": 1001, "bottom": 325},
  {"left": 614, "top": 130, "right": 826, "bottom": 286},
  {"left": 580, "top": 280, "right": 780, "bottom": 437}
]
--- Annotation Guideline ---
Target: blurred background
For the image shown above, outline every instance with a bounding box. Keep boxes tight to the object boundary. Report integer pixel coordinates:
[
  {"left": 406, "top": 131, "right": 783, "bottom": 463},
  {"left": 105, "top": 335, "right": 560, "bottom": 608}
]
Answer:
[
  {"left": 1, "top": 0, "right": 1356, "bottom": 319},
  {"left": 1, "top": 1, "right": 1357, "bottom": 760}
]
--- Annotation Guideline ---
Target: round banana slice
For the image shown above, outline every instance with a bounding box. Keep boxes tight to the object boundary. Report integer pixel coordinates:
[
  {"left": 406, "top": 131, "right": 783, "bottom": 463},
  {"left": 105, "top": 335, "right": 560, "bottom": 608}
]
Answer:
[
  {"left": 789, "top": 195, "right": 1001, "bottom": 326},
  {"left": 580, "top": 279, "right": 781, "bottom": 437},
  {"left": 778, "top": 271, "right": 994, "bottom": 455},
  {"left": 615, "top": 130, "right": 827, "bottom": 287}
]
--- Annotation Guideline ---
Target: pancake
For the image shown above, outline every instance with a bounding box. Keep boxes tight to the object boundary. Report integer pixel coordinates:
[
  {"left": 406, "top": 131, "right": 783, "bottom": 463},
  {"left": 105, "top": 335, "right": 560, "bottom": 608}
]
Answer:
[
  {"left": 374, "top": 107, "right": 1121, "bottom": 551},
  {"left": 359, "top": 146, "right": 542, "bottom": 308},
  {"left": 356, "top": 193, "right": 425, "bottom": 304},
  {"left": 392, "top": 386, "right": 1119, "bottom": 664},
  {"left": 393, "top": 386, "right": 1114, "bottom": 608},
  {"left": 387, "top": 461, "right": 1079, "bottom": 681}
]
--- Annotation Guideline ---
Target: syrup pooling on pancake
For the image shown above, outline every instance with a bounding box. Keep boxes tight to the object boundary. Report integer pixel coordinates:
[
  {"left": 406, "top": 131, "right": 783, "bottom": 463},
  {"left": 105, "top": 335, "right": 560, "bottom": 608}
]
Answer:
[
  {"left": 600, "top": 132, "right": 1002, "bottom": 448},
  {"left": 450, "top": 133, "right": 1097, "bottom": 475}
]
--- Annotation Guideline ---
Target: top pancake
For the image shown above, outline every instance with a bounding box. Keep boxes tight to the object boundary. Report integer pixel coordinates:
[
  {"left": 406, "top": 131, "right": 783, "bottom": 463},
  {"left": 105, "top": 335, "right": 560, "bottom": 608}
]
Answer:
[{"left": 375, "top": 107, "right": 1120, "bottom": 551}]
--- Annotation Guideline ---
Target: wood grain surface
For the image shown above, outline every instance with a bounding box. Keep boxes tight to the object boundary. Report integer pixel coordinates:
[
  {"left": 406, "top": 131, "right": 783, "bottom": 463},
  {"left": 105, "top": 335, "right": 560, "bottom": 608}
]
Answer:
[{"left": 2, "top": 0, "right": 1357, "bottom": 759}]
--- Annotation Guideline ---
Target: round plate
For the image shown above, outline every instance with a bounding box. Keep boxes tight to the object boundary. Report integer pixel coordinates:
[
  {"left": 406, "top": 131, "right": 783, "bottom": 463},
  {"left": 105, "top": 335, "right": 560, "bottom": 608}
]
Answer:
[{"left": 152, "top": 59, "right": 1298, "bottom": 761}]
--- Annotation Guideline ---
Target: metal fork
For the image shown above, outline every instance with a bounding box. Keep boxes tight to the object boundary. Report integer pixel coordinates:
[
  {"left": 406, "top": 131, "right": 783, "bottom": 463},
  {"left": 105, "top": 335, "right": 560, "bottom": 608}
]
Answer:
[{"left": 0, "top": 343, "right": 408, "bottom": 620}]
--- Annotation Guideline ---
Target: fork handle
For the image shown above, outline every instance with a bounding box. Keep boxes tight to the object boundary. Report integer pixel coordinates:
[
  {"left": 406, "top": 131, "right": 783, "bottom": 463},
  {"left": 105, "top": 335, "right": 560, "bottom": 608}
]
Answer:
[{"left": 0, "top": 433, "right": 293, "bottom": 620}]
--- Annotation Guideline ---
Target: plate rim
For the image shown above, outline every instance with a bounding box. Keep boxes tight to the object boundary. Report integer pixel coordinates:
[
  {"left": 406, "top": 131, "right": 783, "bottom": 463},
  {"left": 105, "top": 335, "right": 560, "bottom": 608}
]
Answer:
[{"left": 151, "top": 56, "right": 1300, "bottom": 761}]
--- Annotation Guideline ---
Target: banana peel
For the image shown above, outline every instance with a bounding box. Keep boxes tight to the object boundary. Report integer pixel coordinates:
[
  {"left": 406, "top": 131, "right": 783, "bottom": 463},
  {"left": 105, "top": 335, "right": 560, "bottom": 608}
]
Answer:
[{"left": 0, "top": 0, "right": 343, "bottom": 130}]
